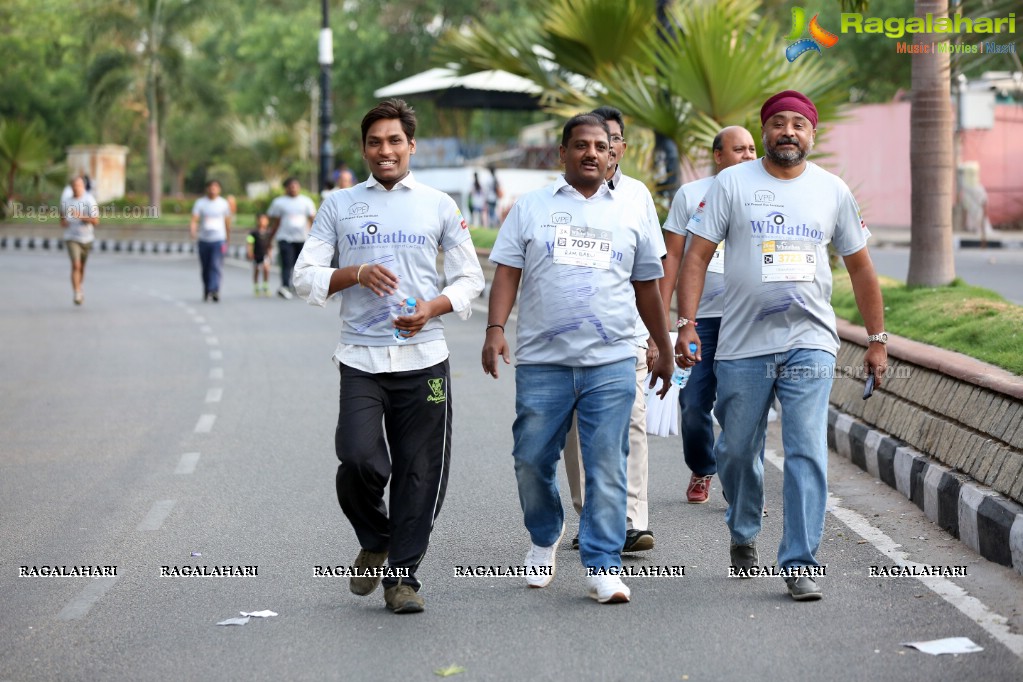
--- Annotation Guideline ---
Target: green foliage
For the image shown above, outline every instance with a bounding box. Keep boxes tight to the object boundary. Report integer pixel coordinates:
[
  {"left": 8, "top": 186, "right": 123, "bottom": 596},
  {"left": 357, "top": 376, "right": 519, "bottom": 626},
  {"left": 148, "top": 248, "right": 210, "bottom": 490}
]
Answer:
[{"left": 831, "top": 269, "right": 1023, "bottom": 375}]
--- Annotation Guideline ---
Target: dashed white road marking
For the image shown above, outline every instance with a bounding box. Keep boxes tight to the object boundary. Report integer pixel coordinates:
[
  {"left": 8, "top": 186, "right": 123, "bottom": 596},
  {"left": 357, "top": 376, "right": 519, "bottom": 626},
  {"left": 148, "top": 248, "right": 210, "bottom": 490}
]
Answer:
[
  {"left": 56, "top": 576, "right": 120, "bottom": 621},
  {"left": 199, "top": 325, "right": 212, "bottom": 334},
  {"left": 175, "top": 452, "right": 200, "bottom": 475},
  {"left": 205, "top": 336, "right": 219, "bottom": 346},
  {"left": 205, "top": 388, "right": 223, "bottom": 403},
  {"left": 194, "top": 414, "right": 216, "bottom": 433},
  {"left": 209, "top": 350, "right": 223, "bottom": 360},
  {"left": 136, "top": 499, "right": 177, "bottom": 531},
  {"left": 209, "top": 367, "right": 224, "bottom": 380}
]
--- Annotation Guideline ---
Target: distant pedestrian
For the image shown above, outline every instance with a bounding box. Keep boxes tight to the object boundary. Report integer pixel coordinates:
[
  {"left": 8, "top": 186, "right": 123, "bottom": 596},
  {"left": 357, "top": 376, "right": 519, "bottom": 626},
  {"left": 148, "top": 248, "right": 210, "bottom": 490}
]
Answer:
[
  {"left": 60, "top": 176, "right": 99, "bottom": 306},
  {"left": 247, "top": 213, "right": 272, "bottom": 296},
  {"left": 267, "top": 178, "right": 316, "bottom": 299},
  {"left": 486, "top": 166, "right": 502, "bottom": 225},
  {"left": 469, "top": 172, "right": 487, "bottom": 227},
  {"left": 189, "top": 179, "right": 232, "bottom": 302}
]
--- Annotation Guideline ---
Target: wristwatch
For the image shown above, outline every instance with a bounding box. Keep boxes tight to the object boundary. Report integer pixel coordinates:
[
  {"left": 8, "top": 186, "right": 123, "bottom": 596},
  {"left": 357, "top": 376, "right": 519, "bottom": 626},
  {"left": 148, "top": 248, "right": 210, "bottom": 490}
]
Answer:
[{"left": 866, "top": 332, "right": 888, "bottom": 345}]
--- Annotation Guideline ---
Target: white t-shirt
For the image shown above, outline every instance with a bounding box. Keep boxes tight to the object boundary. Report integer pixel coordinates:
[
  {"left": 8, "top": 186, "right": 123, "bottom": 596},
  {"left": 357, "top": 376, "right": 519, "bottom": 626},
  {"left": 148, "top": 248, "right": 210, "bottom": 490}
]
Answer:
[
  {"left": 489, "top": 175, "right": 664, "bottom": 367},
  {"left": 61, "top": 193, "right": 99, "bottom": 244},
  {"left": 308, "top": 172, "right": 475, "bottom": 348},
  {"left": 686, "top": 159, "right": 869, "bottom": 360},
  {"left": 268, "top": 194, "right": 317, "bottom": 242},
  {"left": 663, "top": 175, "right": 725, "bottom": 318},
  {"left": 608, "top": 166, "right": 667, "bottom": 343},
  {"left": 191, "top": 196, "right": 231, "bottom": 242}
]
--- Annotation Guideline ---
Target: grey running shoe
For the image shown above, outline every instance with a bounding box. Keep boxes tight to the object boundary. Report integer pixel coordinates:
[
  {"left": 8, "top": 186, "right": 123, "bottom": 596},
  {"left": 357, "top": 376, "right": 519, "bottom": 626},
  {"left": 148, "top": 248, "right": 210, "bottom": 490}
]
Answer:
[
  {"left": 785, "top": 576, "right": 823, "bottom": 601},
  {"left": 384, "top": 583, "right": 424, "bottom": 614},
  {"left": 349, "top": 549, "right": 388, "bottom": 596},
  {"left": 729, "top": 542, "right": 758, "bottom": 577}
]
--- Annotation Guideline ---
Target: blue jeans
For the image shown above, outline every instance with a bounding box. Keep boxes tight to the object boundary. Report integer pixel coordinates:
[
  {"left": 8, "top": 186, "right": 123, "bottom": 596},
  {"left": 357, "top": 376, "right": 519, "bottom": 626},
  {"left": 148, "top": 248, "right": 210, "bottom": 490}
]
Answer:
[
  {"left": 713, "top": 349, "right": 835, "bottom": 569},
  {"left": 680, "top": 317, "right": 720, "bottom": 477},
  {"left": 278, "top": 240, "right": 304, "bottom": 289},
  {"left": 513, "top": 359, "right": 634, "bottom": 571},
  {"left": 197, "top": 240, "right": 224, "bottom": 294}
]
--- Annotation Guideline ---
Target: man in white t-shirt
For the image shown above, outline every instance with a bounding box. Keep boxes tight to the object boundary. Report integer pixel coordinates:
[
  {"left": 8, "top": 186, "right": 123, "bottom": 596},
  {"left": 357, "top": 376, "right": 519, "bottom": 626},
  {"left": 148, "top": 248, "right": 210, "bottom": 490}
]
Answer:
[
  {"left": 676, "top": 91, "right": 887, "bottom": 601},
  {"left": 661, "top": 126, "right": 756, "bottom": 504},
  {"left": 561, "top": 106, "right": 666, "bottom": 554},
  {"left": 483, "top": 113, "right": 674, "bottom": 604},
  {"left": 189, "top": 179, "right": 232, "bottom": 302},
  {"left": 293, "top": 99, "right": 484, "bottom": 615},
  {"left": 267, "top": 177, "right": 317, "bottom": 299},
  {"left": 60, "top": 176, "right": 99, "bottom": 306}
]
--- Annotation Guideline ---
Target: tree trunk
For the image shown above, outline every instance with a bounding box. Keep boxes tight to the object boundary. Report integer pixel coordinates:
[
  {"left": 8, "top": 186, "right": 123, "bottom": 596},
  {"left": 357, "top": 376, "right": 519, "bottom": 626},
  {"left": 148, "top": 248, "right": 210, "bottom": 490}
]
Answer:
[
  {"left": 147, "top": 103, "right": 162, "bottom": 211},
  {"left": 907, "top": 0, "right": 955, "bottom": 286}
]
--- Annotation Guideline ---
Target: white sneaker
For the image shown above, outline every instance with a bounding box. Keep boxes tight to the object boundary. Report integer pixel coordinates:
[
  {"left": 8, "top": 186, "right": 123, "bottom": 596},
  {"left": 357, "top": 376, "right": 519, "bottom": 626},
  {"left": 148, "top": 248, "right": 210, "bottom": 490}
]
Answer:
[
  {"left": 587, "top": 574, "right": 631, "bottom": 603},
  {"left": 277, "top": 287, "right": 293, "bottom": 300},
  {"left": 524, "top": 524, "right": 565, "bottom": 588}
]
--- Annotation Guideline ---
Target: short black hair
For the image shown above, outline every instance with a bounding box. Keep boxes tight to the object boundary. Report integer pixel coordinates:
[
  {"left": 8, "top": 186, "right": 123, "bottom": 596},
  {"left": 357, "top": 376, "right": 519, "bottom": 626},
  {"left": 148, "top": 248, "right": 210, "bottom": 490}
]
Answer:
[
  {"left": 361, "top": 99, "right": 417, "bottom": 146},
  {"left": 712, "top": 131, "right": 725, "bottom": 152},
  {"left": 561, "top": 113, "right": 610, "bottom": 147},
  {"left": 283, "top": 177, "right": 299, "bottom": 188},
  {"left": 205, "top": 179, "right": 221, "bottom": 189},
  {"left": 590, "top": 106, "right": 625, "bottom": 137}
]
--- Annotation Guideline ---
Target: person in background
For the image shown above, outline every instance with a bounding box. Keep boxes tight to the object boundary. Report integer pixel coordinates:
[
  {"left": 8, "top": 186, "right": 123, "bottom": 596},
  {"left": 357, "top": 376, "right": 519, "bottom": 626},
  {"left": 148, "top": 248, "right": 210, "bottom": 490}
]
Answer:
[
  {"left": 247, "top": 213, "right": 272, "bottom": 296},
  {"left": 189, "top": 179, "right": 231, "bottom": 302},
  {"left": 60, "top": 175, "right": 99, "bottom": 306},
  {"left": 267, "top": 177, "right": 316, "bottom": 299}
]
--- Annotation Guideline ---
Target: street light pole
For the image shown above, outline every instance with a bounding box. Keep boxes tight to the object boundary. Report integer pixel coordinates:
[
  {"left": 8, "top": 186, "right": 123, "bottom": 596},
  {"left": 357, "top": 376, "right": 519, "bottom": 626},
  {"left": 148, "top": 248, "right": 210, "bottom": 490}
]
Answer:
[{"left": 318, "top": 0, "right": 334, "bottom": 193}]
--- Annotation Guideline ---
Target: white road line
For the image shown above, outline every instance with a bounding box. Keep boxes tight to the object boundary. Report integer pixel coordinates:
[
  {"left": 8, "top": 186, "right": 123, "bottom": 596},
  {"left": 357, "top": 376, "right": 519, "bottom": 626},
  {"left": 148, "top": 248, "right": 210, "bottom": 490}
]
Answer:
[
  {"left": 175, "top": 452, "right": 200, "bottom": 475},
  {"left": 56, "top": 575, "right": 120, "bottom": 621},
  {"left": 209, "top": 367, "right": 224, "bottom": 380},
  {"left": 764, "top": 448, "right": 1023, "bottom": 659},
  {"left": 184, "top": 307, "right": 196, "bottom": 315},
  {"left": 136, "top": 499, "right": 177, "bottom": 531},
  {"left": 205, "top": 336, "right": 219, "bottom": 346},
  {"left": 209, "top": 350, "right": 223, "bottom": 360},
  {"left": 193, "top": 315, "right": 204, "bottom": 322},
  {"left": 205, "top": 388, "right": 223, "bottom": 403},
  {"left": 199, "top": 325, "right": 212, "bottom": 334},
  {"left": 194, "top": 414, "right": 216, "bottom": 433}
]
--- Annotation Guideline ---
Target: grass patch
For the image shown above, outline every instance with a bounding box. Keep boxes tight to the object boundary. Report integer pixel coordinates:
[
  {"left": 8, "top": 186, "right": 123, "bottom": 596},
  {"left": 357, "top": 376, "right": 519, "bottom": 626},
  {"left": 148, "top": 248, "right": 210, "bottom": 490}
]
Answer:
[
  {"left": 469, "top": 227, "right": 499, "bottom": 250},
  {"left": 831, "top": 270, "right": 1023, "bottom": 375}
]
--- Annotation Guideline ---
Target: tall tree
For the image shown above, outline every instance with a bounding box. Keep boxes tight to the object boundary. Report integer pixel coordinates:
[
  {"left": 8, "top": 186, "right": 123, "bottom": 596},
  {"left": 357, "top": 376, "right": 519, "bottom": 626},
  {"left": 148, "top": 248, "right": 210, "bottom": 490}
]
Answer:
[
  {"left": 907, "top": 0, "right": 955, "bottom": 286},
  {"left": 86, "top": 0, "right": 218, "bottom": 208}
]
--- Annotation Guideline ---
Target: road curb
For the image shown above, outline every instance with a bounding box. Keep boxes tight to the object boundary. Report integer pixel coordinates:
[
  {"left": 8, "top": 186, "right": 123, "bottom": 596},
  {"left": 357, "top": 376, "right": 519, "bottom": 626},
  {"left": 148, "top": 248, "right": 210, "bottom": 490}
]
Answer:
[
  {"left": 0, "top": 235, "right": 250, "bottom": 260},
  {"left": 829, "top": 407, "right": 1023, "bottom": 576}
]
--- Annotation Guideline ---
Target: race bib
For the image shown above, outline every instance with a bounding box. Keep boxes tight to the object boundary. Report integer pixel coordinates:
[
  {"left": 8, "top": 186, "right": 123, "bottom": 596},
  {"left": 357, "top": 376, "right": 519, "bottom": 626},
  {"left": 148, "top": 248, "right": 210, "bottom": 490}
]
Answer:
[
  {"left": 552, "top": 224, "right": 612, "bottom": 270},
  {"left": 708, "top": 242, "right": 725, "bottom": 274},
  {"left": 761, "top": 240, "right": 816, "bottom": 282},
  {"left": 202, "top": 216, "right": 221, "bottom": 230}
]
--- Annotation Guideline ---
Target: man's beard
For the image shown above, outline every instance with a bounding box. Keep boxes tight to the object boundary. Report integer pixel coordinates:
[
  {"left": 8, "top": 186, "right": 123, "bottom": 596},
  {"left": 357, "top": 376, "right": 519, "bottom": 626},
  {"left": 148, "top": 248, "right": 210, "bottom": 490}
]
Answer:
[{"left": 764, "top": 134, "right": 811, "bottom": 167}]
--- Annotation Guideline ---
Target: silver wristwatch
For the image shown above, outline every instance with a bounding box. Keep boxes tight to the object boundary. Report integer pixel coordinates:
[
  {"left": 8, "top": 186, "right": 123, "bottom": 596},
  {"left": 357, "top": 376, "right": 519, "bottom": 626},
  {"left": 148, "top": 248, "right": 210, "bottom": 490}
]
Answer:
[{"left": 866, "top": 332, "right": 888, "bottom": 345}]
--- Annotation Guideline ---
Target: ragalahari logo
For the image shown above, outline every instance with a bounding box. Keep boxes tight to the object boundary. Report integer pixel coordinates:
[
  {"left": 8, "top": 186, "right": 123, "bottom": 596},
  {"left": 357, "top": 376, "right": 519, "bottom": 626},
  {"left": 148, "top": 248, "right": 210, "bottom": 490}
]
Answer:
[{"left": 785, "top": 7, "right": 840, "bottom": 61}]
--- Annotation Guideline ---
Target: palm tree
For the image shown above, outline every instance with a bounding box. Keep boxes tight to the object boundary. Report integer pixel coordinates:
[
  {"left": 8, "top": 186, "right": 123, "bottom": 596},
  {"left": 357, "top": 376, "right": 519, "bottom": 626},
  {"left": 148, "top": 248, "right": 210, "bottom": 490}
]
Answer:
[
  {"left": 86, "top": 0, "right": 216, "bottom": 209},
  {"left": 0, "top": 118, "right": 53, "bottom": 214},
  {"left": 436, "top": 0, "right": 845, "bottom": 174},
  {"left": 907, "top": 0, "right": 955, "bottom": 286}
]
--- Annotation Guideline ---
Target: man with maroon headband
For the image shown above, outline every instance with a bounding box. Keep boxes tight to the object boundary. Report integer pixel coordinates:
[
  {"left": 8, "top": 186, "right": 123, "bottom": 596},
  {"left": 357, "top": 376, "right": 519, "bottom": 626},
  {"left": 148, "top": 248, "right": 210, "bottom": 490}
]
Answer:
[{"left": 675, "top": 90, "right": 887, "bottom": 601}]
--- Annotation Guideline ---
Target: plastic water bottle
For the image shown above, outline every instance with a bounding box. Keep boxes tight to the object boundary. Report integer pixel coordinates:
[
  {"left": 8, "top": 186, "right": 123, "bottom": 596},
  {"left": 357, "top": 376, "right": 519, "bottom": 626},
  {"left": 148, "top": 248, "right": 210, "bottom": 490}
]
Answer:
[
  {"left": 672, "top": 343, "right": 699, "bottom": 389},
  {"left": 394, "top": 297, "right": 417, "bottom": 343}
]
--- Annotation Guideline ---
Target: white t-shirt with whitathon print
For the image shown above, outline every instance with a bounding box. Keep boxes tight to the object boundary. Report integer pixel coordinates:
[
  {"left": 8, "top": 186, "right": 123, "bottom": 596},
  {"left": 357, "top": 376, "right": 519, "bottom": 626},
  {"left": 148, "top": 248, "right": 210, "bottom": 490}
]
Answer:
[
  {"left": 268, "top": 194, "right": 317, "bottom": 242},
  {"left": 686, "top": 159, "right": 870, "bottom": 360},
  {"left": 663, "top": 175, "right": 724, "bottom": 318},
  {"left": 489, "top": 175, "right": 665, "bottom": 368}
]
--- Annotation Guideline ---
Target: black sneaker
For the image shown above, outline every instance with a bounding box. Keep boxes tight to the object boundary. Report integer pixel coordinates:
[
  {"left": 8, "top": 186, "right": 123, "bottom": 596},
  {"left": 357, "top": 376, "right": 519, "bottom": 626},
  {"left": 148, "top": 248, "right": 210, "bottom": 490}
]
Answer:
[
  {"left": 729, "top": 542, "right": 758, "bottom": 577},
  {"left": 623, "top": 529, "right": 654, "bottom": 553},
  {"left": 571, "top": 535, "right": 579, "bottom": 550},
  {"left": 785, "top": 576, "right": 823, "bottom": 601}
]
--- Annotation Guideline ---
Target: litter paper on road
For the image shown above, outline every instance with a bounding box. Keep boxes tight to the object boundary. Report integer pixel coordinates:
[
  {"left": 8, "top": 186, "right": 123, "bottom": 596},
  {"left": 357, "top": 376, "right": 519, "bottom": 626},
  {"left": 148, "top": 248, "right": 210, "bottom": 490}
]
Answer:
[
  {"left": 240, "top": 610, "right": 278, "bottom": 618},
  {"left": 216, "top": 617, "right": 250, "bottom": 626},
  {"left": 902, "top": 637, "right": 983, "bottom": 655}
]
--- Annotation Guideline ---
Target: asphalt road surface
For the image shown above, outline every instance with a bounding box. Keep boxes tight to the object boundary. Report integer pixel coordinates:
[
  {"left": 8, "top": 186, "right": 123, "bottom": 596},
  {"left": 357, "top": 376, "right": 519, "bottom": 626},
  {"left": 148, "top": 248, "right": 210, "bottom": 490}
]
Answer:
[
  {"left": 869, "top": 245, "right": 1023, "bottom": 305},
  {"left": 2, "top": 250, "right": 1022, "bottom": 682}
]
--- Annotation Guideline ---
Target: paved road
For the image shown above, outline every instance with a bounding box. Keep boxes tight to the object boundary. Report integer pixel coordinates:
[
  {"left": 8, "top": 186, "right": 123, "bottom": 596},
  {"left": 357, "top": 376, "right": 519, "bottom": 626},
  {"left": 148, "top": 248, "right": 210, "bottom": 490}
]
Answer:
[
  {"left": 870, "top": 246, "right": 1023, "bottom": 305},
  {"left": 2, "top": 251, "right": 1022, "bottom": 681}
]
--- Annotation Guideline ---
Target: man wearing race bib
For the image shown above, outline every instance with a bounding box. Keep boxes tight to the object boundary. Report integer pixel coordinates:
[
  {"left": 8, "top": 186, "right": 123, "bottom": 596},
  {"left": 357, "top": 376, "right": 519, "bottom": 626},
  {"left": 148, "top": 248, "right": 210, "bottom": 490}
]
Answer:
[
  {"left": 483, "top": 113, "right": 674, "bottom": 604},
  {"left": 675, "top": 91, "right": 888, "bottom": 601},
  {"left": 662, "top": 126, "right": 757, "bottom": 505}
]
